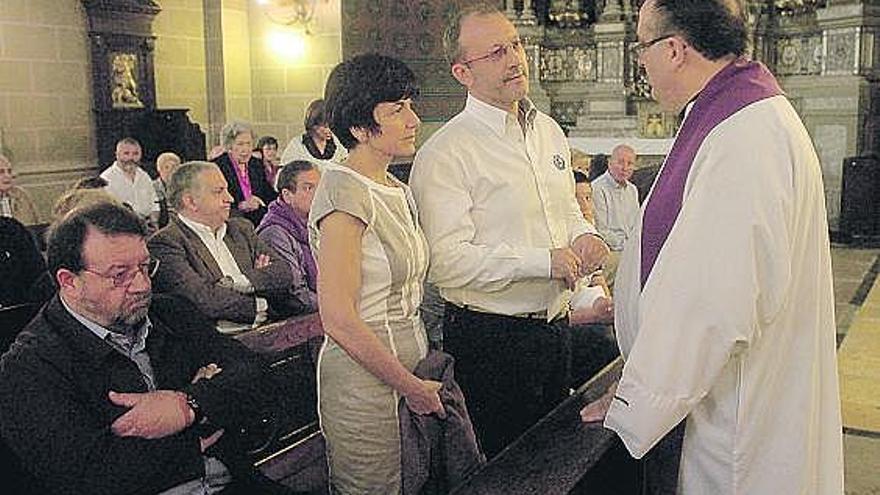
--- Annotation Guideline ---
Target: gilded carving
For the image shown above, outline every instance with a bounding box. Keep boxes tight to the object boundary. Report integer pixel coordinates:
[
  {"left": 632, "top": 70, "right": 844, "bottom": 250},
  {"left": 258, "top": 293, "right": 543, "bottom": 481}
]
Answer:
[
  {"left": 775, "top": 35, "right": 822, "bottom": 75},
  {"left": 540, "top": 46, "right": 596, "bottom": 82},
  {"left": 825, "top": 28, "right": 857, "bottom": 75},
  {"left": 110, "top": 52, "right": 143, "bottom": 109}
]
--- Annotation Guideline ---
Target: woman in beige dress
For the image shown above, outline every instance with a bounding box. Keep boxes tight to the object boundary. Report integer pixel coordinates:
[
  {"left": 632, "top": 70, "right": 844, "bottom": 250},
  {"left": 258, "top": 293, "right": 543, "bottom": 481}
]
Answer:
[{"left": 308, "top": 54, "right": 444, "bottom": 494}]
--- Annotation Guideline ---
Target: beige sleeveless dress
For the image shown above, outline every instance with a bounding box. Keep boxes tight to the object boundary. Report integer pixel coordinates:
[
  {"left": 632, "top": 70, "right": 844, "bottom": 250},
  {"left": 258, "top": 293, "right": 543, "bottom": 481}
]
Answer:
[{"left": 308, "top": 163, "right": 429, "bottom": 494}]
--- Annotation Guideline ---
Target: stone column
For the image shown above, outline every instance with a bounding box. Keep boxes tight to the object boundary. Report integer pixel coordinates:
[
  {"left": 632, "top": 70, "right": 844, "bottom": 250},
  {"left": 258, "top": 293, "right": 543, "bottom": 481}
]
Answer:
[{"left": 203, "top": 0, "right": 226, "bottom": 147}]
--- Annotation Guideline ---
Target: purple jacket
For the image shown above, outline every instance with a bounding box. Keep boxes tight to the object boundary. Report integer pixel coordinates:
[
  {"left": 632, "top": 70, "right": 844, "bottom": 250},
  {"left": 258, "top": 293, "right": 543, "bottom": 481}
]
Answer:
[{"left": 256, "top": 199, "right": 318, "bottom": 313}]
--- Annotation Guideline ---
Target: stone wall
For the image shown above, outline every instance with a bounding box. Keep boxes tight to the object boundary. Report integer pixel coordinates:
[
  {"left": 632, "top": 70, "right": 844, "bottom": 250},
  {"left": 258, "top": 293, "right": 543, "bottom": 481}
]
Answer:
[
  {"left": 247, "top": 0, "right": 343, "bottom": 148},
  {"left": 153, "top": 0, "right": 209, "bottom": 136},
  {"left": 0, "top": 0, "right": 96, "bottom": 222}
]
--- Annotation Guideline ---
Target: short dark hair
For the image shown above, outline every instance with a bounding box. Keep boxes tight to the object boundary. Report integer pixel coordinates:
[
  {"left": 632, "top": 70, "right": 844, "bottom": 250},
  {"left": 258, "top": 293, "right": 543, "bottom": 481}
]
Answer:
[
  {"left": 47, "top": 202, "right": 147, "bottom": 279},
  {"left": 324, "top": 54, "right": 419, "bottom": 151},
  {"left": 442, "top": 2, "right": 502, "bottom": 65},
  {"left": 277, "top": 160, "right": 316, "bottom": 193},
  {"left": 116, "top": 137, "right": 141, "bottom": 149},
  {"left": 652, "top": 0, "right": 747, "bottom": 60},
  {"left": 573, "top": 170, "right": 589, "bottom": 183},
  {"left": 168, "top": 161, "right": 218, "bottom": 210},
  {"left": 74, "top": 176, "right": 109, "bottom": 190},
  {"left": 256, "top": 135, "right": 278, "bottom": 150},
  {"left": 304, "top": 99, "right": 328, "bottom": 132}
]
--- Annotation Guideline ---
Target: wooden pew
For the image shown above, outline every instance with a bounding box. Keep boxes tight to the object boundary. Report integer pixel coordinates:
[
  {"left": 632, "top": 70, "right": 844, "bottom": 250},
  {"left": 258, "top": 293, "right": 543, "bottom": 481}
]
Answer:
[
  {"left": 451, "top": 358, "right": 639, "bottom": 495},
  {"left": 233, "top": 312, "right": 327, "bottom": 491}
]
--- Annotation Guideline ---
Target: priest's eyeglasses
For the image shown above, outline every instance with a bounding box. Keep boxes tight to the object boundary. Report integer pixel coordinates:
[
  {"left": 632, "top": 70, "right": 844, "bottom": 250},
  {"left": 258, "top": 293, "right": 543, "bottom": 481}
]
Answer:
[
  {"left": 461, "top": 38, "right": 524, "bottom": 66},
  {"left": 631, "top": 34, "right": 676, "bottom": 58},
  {"left": 81, "top": 258, "right": 161, "bottom": 288}
]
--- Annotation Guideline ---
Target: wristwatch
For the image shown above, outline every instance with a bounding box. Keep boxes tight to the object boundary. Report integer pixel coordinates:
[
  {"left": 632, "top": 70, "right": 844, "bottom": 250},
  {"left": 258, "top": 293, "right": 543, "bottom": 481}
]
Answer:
[{"left": 186, "top": 394, "right": 204, "bottom": 425}]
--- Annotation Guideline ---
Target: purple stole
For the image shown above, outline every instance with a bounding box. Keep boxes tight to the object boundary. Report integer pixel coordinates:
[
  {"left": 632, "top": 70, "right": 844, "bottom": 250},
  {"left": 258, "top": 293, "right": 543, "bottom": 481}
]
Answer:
[{"left": 640, "top": 59, "right": 783, "bottom": 289}]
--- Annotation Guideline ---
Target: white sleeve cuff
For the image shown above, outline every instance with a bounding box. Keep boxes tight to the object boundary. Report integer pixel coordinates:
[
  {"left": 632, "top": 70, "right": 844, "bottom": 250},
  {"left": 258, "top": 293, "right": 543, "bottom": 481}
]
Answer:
[
  {"left": 520, "top": 247, "right": 552, "bottom": 278},
  {"left": 603, "top": 376, "right": 690, "bottom": 459}
]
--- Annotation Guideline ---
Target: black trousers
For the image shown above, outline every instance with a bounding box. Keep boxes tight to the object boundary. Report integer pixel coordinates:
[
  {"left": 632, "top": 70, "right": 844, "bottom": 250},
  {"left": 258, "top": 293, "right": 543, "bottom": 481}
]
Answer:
[{"left": 443, "top": 303, "right": 571, "bottom": 459}]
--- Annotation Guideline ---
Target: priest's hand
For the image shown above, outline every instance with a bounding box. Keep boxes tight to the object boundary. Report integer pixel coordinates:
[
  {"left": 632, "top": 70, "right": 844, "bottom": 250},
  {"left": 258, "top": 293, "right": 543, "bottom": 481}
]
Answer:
[
  {"left": 109, "top": 390, "right": 193, "bottom": 439},
  {"left": 580, "top": 381, "right": 618, "bottom": 423},
  {"left": 571, "top": 233, "right": 610, "bottom": 276}
]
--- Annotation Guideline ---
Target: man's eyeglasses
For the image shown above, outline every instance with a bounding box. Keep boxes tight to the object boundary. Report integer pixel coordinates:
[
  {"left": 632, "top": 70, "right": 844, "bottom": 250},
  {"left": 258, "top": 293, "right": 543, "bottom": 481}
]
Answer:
[
  {"left": 460, "top": 38, "right": 524, "bottom": 66},
  {"left": 631, "top": 34, "right": 676, "bottom": 58},
  {"left": 81, "top": 258, "right": 160, "bottom": 288}
]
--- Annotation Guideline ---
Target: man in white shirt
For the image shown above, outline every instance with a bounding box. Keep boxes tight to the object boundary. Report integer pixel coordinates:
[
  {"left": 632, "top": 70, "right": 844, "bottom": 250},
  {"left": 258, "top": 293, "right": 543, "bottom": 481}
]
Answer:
[
  {"left": 591, "top": 144, "right": 640, "bottom": 283},
  {"left": 581, "top": 1, "right": 844, "bottom": 493},
  {"left": 410, "top": 3, "right": 609, "bottom": 457},
  {"left": 149, "top": 161, "right": 293, "bottom": 333},
  {"left": 100, "top": 138, "right": 160, "bottom": 229}
]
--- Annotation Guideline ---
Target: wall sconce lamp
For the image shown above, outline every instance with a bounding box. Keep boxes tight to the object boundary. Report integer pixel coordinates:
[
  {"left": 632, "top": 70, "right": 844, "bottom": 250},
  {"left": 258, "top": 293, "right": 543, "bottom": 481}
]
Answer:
[{"left": 257, "top": 0, "right": 320, "bottom": 34}]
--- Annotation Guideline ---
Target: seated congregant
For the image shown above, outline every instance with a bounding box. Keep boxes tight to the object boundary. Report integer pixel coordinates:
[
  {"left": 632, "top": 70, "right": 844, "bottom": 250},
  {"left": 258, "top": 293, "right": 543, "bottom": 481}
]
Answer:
[
  {"left": 213, "top": 121, "right": 277, "bottom": 226},
  {"left": 0, "top": 217, "right": 53, "bottom": 308},
  {"left": 590, "top": 144, "right": 639, "bottom": 285},
  {"left": 0, "top": 153, "right": 39, "bottom": 226},
  {"left": 256, "top": 161, "right": 320, "bottom": 314},
  {"left": 0, "top": 202, "right": 292, "bottom": 494},
  {"left": 100, "top": 137, "right": 160, "bottom": 230},
  {"left": 255, "top": 136, "right": 281, "bottom": 190},
  {"left": 149, "top": 161, "right": 293, "bottom": 333},
  {"left": 280, "top": 99, "right": 348, "bottom": 166},
  {"left": 153, "top": 151, "right": 182, "bottom": 228}
]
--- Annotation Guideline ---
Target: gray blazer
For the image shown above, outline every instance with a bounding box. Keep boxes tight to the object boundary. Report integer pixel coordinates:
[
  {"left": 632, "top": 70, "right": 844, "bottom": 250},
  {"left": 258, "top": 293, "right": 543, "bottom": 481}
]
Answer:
[{"left": 149, "top": 216, "right": 293, "bottom": 324}]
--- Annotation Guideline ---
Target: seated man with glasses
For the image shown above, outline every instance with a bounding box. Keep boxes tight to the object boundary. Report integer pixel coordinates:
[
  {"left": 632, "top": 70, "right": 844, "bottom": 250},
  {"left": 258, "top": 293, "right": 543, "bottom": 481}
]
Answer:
[{"left": 0, "top": 202, "right": 293, "bottom": 494}]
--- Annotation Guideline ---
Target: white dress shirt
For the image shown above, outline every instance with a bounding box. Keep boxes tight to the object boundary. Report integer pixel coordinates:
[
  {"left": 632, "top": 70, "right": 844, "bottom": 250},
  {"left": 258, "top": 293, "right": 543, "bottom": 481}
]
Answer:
[
  {"left": 591, "top": 171, "right": 639, "bottom": 251},
  {"left": 177, "top": 214, "right": 267, "bottom": 332},
  {"left": 410, "top": 94, "right": 596, "bottom": 316},
  {"left": 100, "top": 162, "right": 160, "bottom": 218}
]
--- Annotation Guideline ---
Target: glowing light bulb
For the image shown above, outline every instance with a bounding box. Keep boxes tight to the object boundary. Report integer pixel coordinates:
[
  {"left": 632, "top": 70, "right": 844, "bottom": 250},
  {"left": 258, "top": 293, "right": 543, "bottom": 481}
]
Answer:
[{"left": 268, "top": 29, "right": 307, "bottom": 62}]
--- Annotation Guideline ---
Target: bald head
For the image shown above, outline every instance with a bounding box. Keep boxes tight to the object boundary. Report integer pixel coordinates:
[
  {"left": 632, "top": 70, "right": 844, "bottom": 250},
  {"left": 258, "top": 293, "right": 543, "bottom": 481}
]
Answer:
[{"left": 609, "top": 145, "right": 636, "bottom": 185}]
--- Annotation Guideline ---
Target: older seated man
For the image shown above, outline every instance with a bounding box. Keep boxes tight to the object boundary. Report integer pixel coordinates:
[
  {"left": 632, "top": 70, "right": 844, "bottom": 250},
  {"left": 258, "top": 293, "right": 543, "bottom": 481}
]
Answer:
[
  {"left": 590, "top": 144, "right": 640, "bottom": 284},
  {"left": 149, "top": 161, "right": 293, "bottom": 333},
  {"left": 0, "top": 202, "right": 291, "bottom": 494},
  {"left": 0, "top": 153, "right": 39, "bottom": 225},
  {"left": 256, "top": 160, "right": 320, "bottom": 314},
  {"left": 153, "top": 151, "right": 182, "bottom": 228}
]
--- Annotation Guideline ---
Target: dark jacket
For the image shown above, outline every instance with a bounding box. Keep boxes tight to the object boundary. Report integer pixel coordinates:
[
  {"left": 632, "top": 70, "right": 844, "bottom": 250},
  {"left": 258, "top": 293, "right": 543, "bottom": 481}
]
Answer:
[
  {"left": 0, "top": 295, "right": 278, "bottom": 495},
  {"left": 213, "top": 153, "right": 277, "bottom": 226},
  {"left": 399, "top": 351, "right": 485, "bottom": 495},
  {"left": 149, "top": 216, "right": 294, "bottom": 324}
]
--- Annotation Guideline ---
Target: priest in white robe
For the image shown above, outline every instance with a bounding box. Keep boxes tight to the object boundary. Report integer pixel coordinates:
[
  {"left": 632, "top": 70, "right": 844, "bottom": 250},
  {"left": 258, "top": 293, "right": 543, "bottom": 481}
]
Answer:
[{"left": 581, "top": 1, "right": 844, "bottom": 493}]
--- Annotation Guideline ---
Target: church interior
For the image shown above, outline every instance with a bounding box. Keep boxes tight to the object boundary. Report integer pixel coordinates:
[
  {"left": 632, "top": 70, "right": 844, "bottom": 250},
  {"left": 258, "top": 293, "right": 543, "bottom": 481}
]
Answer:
[{"left": 1, "top": 0, "right": 879, "bottom": 493}]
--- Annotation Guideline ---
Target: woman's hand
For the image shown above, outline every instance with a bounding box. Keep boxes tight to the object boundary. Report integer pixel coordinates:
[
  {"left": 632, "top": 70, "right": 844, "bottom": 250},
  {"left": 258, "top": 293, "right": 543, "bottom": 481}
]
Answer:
[{"left": 405, "top": 379, "right": 446, "bottom": 418}]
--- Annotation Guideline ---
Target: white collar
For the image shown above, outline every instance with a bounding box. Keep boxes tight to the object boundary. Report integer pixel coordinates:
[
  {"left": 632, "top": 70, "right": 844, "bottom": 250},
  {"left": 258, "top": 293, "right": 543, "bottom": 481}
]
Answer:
[
  {"left": 464, "top": 93, "right": 537, "bottom": 137},
  {"left": 178, "top": 213, "right": 227, "bottom": 241}
]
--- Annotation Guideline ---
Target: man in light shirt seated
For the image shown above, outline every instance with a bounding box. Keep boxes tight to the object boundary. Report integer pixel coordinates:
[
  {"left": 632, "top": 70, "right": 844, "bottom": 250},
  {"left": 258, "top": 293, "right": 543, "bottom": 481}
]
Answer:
[
  {"left": 149, "top": 161, "right": 293, "bottom": 333},
  {"left": 590, "top": 144, "right": 640, "bottom": 284},
  {"left": 100, "top": 137, "right": 161, "bottom": 230}
]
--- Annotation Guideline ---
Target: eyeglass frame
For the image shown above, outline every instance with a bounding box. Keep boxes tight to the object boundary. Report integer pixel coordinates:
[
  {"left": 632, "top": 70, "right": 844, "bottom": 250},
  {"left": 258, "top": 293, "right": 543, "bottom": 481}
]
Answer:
[
  {"left": 631, "top": 33, "right": 677, "bottom": 58},
  {"left": 459, "top": 38, "right": 525, "bottom": 67},
  {"left": 80, "top": 258, "right": 160, "bottom": 288}
]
